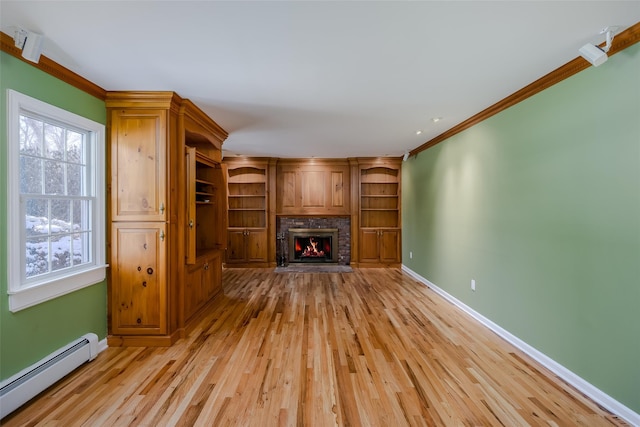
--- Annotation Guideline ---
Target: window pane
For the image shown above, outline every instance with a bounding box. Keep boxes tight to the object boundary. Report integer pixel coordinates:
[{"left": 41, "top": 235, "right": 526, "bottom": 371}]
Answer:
[
  {"left": 25, "top": 199, "right": 50, "bottom": 237},
  {"left": 72, "top": 200, "right": 90, "bottom": 232},
  {"left": 51, "top": 200, "right": 71, "bottom": 234},
  {"left": 67, "top": 131, "right": 84, "bottom": 163},
  {"left": 51, "top": 235, "right": 72, "bottom": 272},
  {"left": 73, "top": 231, "right": 92, "bottom": 266},
  {"left": 20, "top": 157, "right": 43, "bottom": 194},
  {"left": 44, "top": 123, "right": 64, "bottom": 160},
  {"left": 26, "top": 236, "right": 49, "bottom": 278},
  {"left": 44, "top": 160, "right": 65, "bottom": 195},
  {"left": 20, "top": 116, "right": 43, "bottom": 156},
  {"left": 67, "top": 164, "right": 84, "bottom": 196}
]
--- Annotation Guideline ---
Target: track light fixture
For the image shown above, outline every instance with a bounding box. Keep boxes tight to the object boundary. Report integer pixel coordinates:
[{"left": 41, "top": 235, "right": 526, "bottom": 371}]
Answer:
[
  {"left": 13, "top": 27, "right": 44, "bottom": 63},
  {"left": 579, "top": 26, "right": 618, "bottom": 67}
]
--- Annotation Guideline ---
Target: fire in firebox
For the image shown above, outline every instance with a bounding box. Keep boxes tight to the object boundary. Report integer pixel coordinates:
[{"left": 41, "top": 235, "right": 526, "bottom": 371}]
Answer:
[{"left": 295, "top": 236, "right": 332, "bottom": 261}]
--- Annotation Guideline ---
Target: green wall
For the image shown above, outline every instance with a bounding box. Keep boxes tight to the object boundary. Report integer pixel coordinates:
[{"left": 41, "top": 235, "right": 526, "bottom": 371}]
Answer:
[
  {"left": 0, "top": 52, "right": 107, "bottom": 381},
  {"left": 402, "top": 44, "right": 640, "bottom": 412}
]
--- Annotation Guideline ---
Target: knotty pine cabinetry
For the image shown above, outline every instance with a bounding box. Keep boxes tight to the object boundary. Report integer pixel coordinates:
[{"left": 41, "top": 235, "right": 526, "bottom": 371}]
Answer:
[
  {"left": 223, "top": 158, "right": 274, "bottom": 267},
  {"left": 107, "top": 92, "right": 227, "bottom": 346},
  {"left": 184, "top": 251, "right": 222, "bottom": 320},
  {"left": 357, "top": 159, "right": 401, "bottom": 266},
  {"left": 220, "top": 157, "right": 401, "bottom": 267},
  {"left": 276, "top": 160, "right": 350, "bottom": 216}
]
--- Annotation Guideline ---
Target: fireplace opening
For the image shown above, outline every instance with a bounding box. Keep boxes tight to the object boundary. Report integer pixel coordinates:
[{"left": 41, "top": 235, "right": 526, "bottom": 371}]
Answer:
[{"left": 289, "top": 228, "right": 338, "bottom": 263}]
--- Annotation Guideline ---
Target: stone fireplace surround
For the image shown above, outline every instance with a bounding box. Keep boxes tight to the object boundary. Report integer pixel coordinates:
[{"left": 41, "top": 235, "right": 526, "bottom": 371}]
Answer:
[{"left": 277, "top": 217, "right": 350, "bottom": 265}]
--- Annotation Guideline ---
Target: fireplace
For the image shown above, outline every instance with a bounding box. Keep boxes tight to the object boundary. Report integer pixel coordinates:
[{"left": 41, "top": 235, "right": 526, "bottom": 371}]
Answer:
[{"left": 289, "top": 228, "right": 339, "bottom": 263}]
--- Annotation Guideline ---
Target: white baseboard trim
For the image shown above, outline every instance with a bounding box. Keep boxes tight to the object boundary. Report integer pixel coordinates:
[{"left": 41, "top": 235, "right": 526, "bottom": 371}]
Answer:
[
  {"left": 401, "top": 264, "right": 640, "bottom": 427},
  {"left": 98, "top": 338, "right": 108, "bottom": 355}
]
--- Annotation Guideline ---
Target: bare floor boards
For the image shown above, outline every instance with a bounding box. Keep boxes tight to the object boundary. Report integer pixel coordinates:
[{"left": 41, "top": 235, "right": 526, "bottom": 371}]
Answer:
[{"left": 2, "top": 268, "right": 627, "bottom": 426}]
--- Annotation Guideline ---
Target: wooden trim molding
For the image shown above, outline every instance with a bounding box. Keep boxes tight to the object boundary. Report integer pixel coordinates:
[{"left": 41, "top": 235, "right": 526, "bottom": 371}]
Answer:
[
  {"left": 1, "top": 31, "right": 107, "bottom": 100},
  {"left": 409, "top": 21, "right": 640, "bottom": 158}
]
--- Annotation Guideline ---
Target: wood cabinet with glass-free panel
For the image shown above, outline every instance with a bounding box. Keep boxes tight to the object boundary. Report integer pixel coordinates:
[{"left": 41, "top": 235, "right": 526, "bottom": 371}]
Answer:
[
  {"left": 110, "top": 222, "right": 167, "bottom": 339},
  {"left": 184, "top": 251, "right": 222, "bottom": 321},
  {"left": 109, "top": 108, "right": 168, "bottom": 222},
  {"left": 276, "top": 160, "right": 351, "bottom": 216},
  {"left": 226, "top": 228, "right": 268, "bottom": 263}
]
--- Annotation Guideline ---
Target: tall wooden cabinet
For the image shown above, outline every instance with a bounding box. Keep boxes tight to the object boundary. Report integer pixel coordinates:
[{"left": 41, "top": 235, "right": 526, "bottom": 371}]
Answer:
[
  {"left": 107, "top": 92, "right": 228, "bottom": 346},
  {"left": 356, "top": 159, "right": 401, "bottom": 266},
  {"left": 223, "top": 158, "right": 273, "bottom": 267}
]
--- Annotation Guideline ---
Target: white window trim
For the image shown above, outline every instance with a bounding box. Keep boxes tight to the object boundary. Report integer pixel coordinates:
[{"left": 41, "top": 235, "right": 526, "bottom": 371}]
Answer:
[{"left": 6, "top": 89, "right": 107, "bottom": 312}]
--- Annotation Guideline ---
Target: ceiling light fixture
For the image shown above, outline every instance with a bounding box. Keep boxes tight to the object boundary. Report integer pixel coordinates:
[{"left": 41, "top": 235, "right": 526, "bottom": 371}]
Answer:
[
  {"left": 579, "top": 26, "right": 618, "bottom": 67},
  {"left": 415, "top": 130, "right": 422, "bottom": 135},
  {"left": 13, "top": 27, "right": 44, "bottom": 63},
  {"left": 431, "top": 117, "right": 442, "bottom": 123}
]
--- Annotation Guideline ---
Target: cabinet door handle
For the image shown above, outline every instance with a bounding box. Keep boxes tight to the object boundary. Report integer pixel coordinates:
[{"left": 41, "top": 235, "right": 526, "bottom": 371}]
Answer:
[
  {"left": 160, "top": 230, "right": 165, "bottom": 241},
  {"left": 204, "top": 263, "right": 209, "bottom": 270},
  {"left": 160, "top": 202, "right": 165, "bottom": 214},
  {"left": 189, "top": 219, "right": 194, "bottom": 229}
]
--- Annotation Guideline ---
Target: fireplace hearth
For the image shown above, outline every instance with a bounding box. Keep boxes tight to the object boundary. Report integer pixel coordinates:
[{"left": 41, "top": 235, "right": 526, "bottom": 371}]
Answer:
[{"left": 289, "top": 228, "right": 339, "bottom": 263}]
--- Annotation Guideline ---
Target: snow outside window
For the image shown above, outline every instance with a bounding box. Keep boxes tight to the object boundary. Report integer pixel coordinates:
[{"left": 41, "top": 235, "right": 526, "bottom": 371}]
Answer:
[{"left": 6, "top": 90, "right": 106, "bottom": 312}]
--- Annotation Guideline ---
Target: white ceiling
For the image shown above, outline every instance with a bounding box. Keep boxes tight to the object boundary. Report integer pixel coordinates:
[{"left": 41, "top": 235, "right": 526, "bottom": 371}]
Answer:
[{"left": 2, "top": 1, "right": 639, "bottom": 159}]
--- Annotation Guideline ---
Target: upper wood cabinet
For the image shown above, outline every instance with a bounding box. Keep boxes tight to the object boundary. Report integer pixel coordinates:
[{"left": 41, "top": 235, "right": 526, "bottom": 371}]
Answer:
[
  {"left": 276, "top": 160, "right": 350, "bottom": 215},
  {"left": 107, "top": 92, "right": 228, "bottom": 346},
  {"left": 110, "top": 109, "right": 168, "bottom": 222}
]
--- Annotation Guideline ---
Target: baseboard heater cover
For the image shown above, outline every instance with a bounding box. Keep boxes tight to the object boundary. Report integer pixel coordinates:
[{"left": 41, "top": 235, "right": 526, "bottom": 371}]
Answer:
[{"left": 0, "top": 333, "right": 99, "bottom": 419}]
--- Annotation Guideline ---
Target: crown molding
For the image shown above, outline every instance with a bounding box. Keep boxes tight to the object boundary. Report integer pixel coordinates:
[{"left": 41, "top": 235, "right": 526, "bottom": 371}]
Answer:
[
  {"left": 0, "top": 31, "right": 106, "bottom": 100},
  {"left": 409, "top": 21, "right": 640, "bottom": 158}
]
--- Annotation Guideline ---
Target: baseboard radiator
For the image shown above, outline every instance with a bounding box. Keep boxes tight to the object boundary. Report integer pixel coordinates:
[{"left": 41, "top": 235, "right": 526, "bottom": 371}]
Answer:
[{"left": 0, "top": 333, "right": 99, "bottom": 419}]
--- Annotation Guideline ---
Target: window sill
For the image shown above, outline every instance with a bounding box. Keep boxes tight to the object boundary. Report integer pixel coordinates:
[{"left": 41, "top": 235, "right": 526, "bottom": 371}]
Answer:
[{"left": 8, "top": 265, "right": 108, "bottom": 312}]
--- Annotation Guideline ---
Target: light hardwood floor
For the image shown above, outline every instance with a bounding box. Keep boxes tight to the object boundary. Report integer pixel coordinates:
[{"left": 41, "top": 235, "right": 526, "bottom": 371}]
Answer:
[{"left": 2, "top": 268, "right": 628, "bottom": 426}]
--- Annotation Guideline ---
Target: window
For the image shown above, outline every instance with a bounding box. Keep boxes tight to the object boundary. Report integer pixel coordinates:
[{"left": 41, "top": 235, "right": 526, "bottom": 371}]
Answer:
[{"left": 6, "top": 90, "right": 106, "bottom": 312}]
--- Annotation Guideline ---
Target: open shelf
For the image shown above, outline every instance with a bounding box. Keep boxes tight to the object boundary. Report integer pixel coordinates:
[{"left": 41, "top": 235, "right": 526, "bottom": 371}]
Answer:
[
  {"left": 360, "top": 167, "right": 400, "bottom": 229},
  {"left": 227, "top": 167, "right": 267, "bottom": 229}
]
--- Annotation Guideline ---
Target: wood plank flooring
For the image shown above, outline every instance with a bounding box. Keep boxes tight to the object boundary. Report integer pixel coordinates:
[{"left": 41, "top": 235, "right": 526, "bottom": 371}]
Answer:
[{"left": 2, "top": 268, "right": 629, "bottom": 426}]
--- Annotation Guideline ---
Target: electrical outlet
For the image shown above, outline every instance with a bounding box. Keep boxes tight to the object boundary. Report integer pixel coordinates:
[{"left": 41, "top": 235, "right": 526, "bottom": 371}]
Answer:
[
  {"left": 409, "top": 251, "right": 413, "bottom": 259},
  {"left": 471, "top": 279, "right": 476, "bottom": 291}
]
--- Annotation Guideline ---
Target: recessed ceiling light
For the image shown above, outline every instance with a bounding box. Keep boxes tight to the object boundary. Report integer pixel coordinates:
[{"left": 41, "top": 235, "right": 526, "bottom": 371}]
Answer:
[
  {"left": 432, "top": 117, "right": 443, "bottom": 123},
  {"left": 416, "top": 130, "right": 422, "bottom": 135}
]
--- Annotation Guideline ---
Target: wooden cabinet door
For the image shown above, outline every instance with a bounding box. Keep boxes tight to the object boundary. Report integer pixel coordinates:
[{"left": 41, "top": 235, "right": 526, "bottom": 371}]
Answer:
[
  {"left": 227, "top": 229, "right": 247, "bottom": 263},
  {"left": 202, "top": 252, "right": 222, "bottom": 300},
  {"left": 110, "top": 109, "right": 167, "bottom": 222},
  {"left": 276, "top": 161, "right": 350, "bottom": 215},
  {"left": 184, "top": 252, "right": 222, "bottom": 321},
  {"left": 111, "top": 222, "right": 166, "bottom": 335},
  {"left": 246, "top": 229, "right": 268, "bottom": 262},
  {"left": 359, "top": 229, "right": 381, "bottom": 263},
  {"left": 185, "top": 147, "right": 197, "bottom": 264},
  {"left": 184, "top": 263, "right": 202, "bottom": 321},
  {"left": 379, "top": 229, "right": 400, "bottom": 263}
]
